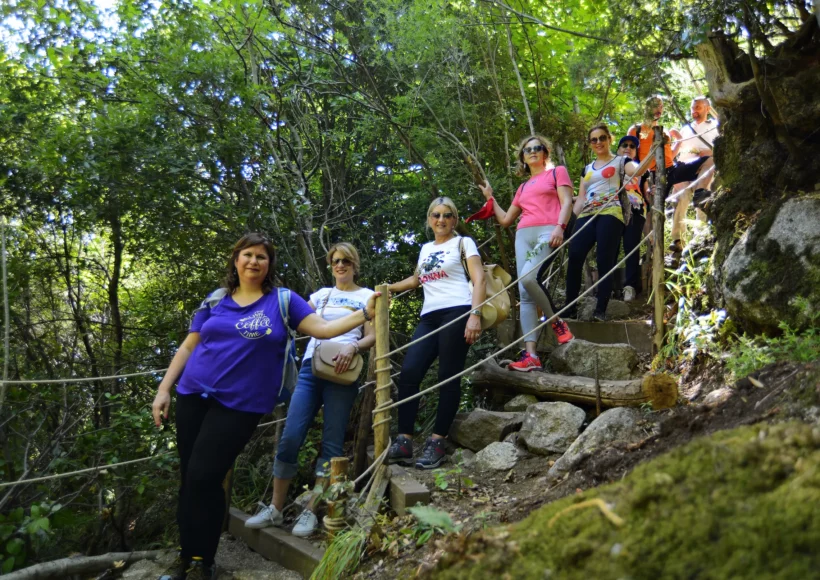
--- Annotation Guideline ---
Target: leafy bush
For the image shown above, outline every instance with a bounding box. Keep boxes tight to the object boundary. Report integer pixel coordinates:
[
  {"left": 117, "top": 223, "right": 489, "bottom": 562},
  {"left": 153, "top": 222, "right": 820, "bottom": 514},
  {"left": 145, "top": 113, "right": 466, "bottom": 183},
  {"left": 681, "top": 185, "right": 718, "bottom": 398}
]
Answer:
[{"left": 726, "top": 317, "right": 820, "bottom": 380}]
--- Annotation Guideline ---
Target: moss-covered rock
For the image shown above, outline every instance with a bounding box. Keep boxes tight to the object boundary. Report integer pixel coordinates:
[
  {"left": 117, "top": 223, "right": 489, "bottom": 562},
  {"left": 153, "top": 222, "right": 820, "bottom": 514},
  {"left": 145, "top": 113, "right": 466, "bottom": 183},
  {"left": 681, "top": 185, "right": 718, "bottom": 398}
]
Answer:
[{"left": 432, "top": 422, "right": 820, "bottom": 579}]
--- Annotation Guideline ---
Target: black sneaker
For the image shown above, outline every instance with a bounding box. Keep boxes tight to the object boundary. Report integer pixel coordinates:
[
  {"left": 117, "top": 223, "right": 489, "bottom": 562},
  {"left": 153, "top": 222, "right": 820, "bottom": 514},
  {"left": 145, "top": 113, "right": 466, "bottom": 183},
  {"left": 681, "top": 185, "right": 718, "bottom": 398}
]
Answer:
[
  {"left": 184, "top": 559, "right": 217, "bottom": 580},
  {"left": 388, "top": 435, "right": 414, "bottom": 466},
  {"left": 415, "top": 437, "right": 446, "bottom": 470},
  {"left": 158, "top": 551, "right": 189, "bottom": 580},
  {"left": 592, "top": 311, "right": 607, "bottom": 323}
]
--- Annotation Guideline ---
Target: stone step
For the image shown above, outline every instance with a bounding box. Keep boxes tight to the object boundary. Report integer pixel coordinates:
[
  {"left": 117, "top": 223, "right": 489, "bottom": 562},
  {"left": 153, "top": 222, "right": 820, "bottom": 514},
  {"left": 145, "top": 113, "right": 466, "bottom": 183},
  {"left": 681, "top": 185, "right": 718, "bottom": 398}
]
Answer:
[
  {"left": 228, "top": 507, "right": 324, "bottom": 578},
  {"left": 537, "top": 319, "right": 652, "bottom": 354}
]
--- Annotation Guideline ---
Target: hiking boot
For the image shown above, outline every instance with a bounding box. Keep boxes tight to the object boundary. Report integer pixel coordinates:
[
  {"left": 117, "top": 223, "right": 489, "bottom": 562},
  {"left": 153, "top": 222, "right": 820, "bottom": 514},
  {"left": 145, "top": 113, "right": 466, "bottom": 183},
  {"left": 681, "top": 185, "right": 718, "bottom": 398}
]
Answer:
[
  {"left": 158, "top": 551, "right": 189, "bottom": 580},
  {"left": 668, "top": 239, "right": 683, "bottom": 253},
  {"left": 593, "top": 311, "right": 607, "bottom": 323},
  {"left": 245, "top": 502, "right": 283, "bottom": 529},
  {"left": 183, "top": 559, "right": 217, "bottom": 580},
  {"left": 623, "top": 286, "right": 636, "bottom": 302},
  {"left": 508, "top": 350, "right": 542, "bottom": 372},
  {"left": 562, "top": 306, "right": 578, "bottom": 319},
  {"left": 415, "top": 438, "right": 446, "bottom": 470},
  {"left": 551, "top": 319, "right": 574, "bottom": 345},
  {"left": 292, "top": 510, "right": 318, "bottom": 537},
  {"left": 388, "top": 435, "right": 414, "bottom": 466}
]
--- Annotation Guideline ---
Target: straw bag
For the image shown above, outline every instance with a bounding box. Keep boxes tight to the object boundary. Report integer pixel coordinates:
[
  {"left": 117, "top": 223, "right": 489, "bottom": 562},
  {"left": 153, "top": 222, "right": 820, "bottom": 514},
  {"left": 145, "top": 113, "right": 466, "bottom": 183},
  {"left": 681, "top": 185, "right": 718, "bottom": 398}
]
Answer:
[
  {"left": 458, "top": 238, "right": 513, "bottom": 330},
  {"left": 311, "top": 289, "right": 364, "bottom": 385}
]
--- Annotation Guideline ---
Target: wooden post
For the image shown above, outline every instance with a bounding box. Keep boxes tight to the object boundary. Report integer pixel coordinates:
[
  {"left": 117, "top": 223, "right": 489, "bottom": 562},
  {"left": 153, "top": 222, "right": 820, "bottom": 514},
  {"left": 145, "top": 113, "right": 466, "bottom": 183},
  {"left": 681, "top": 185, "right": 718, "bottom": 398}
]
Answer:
[
  {"left": 328, "top": 457, "right": 349, "bottom": 520},
  {"left": 652, "top": 126, "right": 667, "bottom": 356},
  {"left": 352, "top": 357, "right": 376, "bottom": 481},
  {"left": 373, "top": 284, "right": 391, "bottom": 460},
  {"left": 221, "top": 467, "right": 234, "bottom": 532}
]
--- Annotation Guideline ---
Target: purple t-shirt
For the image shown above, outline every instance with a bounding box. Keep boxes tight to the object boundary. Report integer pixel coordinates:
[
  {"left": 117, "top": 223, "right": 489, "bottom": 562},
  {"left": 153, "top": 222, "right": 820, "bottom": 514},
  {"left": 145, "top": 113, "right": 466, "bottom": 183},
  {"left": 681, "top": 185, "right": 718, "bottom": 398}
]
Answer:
[{"left": 177, "top": 289, "right": 314, "bottom": 414}]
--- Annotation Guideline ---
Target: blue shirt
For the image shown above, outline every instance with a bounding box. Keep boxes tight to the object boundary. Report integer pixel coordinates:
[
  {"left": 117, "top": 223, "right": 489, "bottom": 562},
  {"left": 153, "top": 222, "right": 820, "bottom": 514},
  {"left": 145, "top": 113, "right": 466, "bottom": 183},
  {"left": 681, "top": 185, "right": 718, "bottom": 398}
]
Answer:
[{"left": 177, "top": 289, "right": 313, "bottom": 413}]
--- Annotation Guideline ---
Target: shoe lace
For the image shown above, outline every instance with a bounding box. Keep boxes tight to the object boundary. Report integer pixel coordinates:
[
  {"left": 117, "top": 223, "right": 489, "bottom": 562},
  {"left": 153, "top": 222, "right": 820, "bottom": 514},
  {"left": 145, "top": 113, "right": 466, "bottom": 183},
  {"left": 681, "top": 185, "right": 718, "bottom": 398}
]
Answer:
[
  {"left": 421, "top": 439, "right": 442, "bottom": 460},
  {"left": 553, "top": 320, "right": 569, "bottom": 336},
  {"left": 295, "top": 510, "right": 314, "bottom": 526}
]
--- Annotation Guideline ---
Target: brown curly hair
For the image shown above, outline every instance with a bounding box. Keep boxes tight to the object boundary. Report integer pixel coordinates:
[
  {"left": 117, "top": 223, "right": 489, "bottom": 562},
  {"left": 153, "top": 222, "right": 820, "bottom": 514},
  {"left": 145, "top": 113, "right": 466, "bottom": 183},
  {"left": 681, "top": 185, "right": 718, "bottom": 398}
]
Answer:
[
  {"left": 223, "top": 233, "right": 277, "bottom": 294},
  {"left": 514, "top": 134, "right": 553, "bottom": 177}
]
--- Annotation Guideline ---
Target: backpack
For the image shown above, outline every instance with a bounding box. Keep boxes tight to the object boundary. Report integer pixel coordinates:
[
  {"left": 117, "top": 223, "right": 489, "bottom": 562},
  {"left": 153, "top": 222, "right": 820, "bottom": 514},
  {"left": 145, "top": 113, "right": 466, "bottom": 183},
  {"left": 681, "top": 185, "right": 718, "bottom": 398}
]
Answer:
[
  {"left": 458, "top": 237, "right": 512, "bottom": 330},
  {"left": 196, "top": 287, "right": 298, "bottom": 402}
]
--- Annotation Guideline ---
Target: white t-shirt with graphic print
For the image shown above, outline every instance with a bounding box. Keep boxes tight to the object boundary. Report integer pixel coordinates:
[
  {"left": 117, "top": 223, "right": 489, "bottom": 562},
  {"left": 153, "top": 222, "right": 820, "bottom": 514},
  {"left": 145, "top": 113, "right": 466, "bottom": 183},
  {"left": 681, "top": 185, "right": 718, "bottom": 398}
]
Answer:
[
  {"left": 304, "top": 286, "right": 374, "bottom": 361},
  {"left": 416, "top": 236, "right": 479, "bottom": 316}
]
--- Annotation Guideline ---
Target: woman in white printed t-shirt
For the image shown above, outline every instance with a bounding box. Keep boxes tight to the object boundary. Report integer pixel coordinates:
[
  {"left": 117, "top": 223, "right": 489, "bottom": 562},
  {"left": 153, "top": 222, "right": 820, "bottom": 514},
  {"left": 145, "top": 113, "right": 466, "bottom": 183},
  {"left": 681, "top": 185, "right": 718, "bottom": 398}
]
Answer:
[
  {"left": 386, "top": 197, "right": 486, "bottom": 469},
  {"left": 245, "top": 242, "right": 375, "bottom": 538}
]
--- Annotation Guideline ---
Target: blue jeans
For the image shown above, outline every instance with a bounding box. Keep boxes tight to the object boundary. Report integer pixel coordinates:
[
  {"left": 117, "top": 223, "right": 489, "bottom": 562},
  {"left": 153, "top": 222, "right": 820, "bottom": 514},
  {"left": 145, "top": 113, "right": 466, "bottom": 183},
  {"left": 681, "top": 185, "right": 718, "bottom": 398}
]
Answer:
[{"left": 273, "top": 360, "right": 359, "bottom": 480}]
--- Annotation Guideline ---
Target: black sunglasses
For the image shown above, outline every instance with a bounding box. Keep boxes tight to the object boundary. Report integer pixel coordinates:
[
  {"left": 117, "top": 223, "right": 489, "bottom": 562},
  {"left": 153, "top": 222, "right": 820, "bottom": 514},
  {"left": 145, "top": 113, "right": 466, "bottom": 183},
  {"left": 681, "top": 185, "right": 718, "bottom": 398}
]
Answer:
[
  {"left": 522, "top": 144, "right": 546, "bottom": 155},
  {"left": 589, "top": 136, "right": 609, "bottom": 144},
  {"left": 620, "top": 142, "right": 637, "bottom": 149},
  {"left": 430, "top": 212, "right": 454, "bottom": 219},
  {"left": 331, "top": 258, "right": 353, "bottom": 266}
]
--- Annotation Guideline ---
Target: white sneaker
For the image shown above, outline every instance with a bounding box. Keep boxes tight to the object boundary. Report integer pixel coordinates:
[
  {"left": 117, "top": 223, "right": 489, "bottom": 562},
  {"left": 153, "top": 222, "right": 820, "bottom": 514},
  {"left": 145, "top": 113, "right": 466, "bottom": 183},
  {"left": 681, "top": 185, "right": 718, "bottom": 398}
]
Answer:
[
  {"left": 291, "top": 510, "right": 318, "bottom": 537},
  {"left": 245, "top": 502, "right": 283, "bottom": 529},
  {"left": 623, "top": 286, "right": 636, "bottom": 302}
]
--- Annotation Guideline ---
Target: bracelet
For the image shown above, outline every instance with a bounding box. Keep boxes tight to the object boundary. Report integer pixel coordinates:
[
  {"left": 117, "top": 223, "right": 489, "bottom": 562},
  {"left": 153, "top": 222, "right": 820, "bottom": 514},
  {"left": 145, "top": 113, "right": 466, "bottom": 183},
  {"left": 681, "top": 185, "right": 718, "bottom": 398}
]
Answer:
[
  {"left": 353, "top": 343, "right": 361, "bottom": 354},
  {"left": 559, "top": 223, "right": 567, "bottom": 230},
  {"left": 362, "top": 307, "right": 372, "bottom": 322}
]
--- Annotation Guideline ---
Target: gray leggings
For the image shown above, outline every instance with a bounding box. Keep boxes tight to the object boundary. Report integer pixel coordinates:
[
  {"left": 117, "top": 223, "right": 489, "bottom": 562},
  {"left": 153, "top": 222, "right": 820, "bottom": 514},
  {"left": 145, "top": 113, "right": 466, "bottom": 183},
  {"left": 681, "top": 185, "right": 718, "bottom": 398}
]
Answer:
[{"left": 515, "top": 225, "right": 558, "bottom": 343}]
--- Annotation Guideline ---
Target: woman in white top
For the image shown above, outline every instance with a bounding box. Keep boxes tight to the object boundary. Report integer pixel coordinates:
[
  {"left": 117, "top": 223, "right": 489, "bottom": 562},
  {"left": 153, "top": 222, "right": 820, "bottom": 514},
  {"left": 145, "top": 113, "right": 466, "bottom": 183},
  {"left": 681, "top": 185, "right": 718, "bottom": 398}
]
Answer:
[
  {"left": 245, "top": 242, "right": 374, "bottom": 537},
  {"left": 386, "top": 197, "right": 485, "bottom": 469}
]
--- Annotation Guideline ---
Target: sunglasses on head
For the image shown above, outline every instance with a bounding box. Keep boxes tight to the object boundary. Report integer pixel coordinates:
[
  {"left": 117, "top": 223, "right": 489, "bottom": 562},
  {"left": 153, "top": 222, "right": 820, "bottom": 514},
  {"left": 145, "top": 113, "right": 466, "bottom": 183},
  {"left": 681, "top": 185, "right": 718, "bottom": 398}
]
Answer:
[
  {"left": 620, "top": 142, "right": 637, "bottom": 149},
  {"left": 430, "top": 212, "right": 454, "bottom": 220},
  {"left": 522, "top": 144, "right": 546, "bottom": 155},
  {"left": 331, "top": 258, "right": 353, "bottom": 267},
  {"left": 589, "top": 135, "right": 609, "bottom": 144}
]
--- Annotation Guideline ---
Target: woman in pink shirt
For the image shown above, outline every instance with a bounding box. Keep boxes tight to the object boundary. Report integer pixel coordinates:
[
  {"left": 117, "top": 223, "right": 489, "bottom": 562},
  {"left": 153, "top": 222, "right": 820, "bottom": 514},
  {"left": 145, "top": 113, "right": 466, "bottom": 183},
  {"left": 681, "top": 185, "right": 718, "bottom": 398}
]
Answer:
[{"left": 479, "top": 134, "right": 574, "bottom": 372}]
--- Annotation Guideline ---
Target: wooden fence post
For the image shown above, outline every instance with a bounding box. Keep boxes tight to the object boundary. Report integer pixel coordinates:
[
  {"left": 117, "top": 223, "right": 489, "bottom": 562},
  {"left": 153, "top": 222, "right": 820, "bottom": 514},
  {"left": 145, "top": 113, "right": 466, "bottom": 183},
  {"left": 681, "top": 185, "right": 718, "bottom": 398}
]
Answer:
[
  {"left": 652, "top": 126, "right": 667, "bottom": 356},
  {"left": 373, "top": 284, "right": 391, "bottom": 460}
]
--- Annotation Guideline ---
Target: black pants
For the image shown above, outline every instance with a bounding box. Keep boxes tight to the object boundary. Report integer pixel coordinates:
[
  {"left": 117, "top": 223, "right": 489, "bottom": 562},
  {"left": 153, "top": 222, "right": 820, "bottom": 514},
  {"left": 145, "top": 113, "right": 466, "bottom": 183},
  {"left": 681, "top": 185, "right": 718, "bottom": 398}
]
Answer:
[
  {"left": 176, "top": 394, "right": 262, "bottom": 565},
  {"left": 622, "top": 208, "right": 646, "bottom": 291},
  {"left": 397, "top": 306, "right": 471, "bottom": 437},
  {"left": 565, "top": 214, "right": 624, "bottom": 316}
]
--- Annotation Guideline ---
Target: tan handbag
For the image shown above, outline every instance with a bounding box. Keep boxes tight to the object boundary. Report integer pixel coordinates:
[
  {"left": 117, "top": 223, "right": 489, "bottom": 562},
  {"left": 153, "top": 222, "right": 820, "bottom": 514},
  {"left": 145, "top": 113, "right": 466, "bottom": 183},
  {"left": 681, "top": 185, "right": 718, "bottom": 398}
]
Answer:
[
  {"left": 459, "top": 238, "right": 513, "bottom": 330},
  {"left": 310, "top": 289, "right": 364, "bottom": 385}
]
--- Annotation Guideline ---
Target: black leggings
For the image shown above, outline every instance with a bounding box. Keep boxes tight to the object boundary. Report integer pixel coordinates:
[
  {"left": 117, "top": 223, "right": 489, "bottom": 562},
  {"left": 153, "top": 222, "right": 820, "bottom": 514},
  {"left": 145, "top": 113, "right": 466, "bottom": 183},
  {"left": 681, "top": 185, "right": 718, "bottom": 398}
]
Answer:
[
  {"left": 622, "top": 208, "right": 647, "bottom": 291},
  {"left": 176, "top": 394, "right": 262, "bottom": 565},
  {"left": 565, "top": 214, "right": 624, "bottom": 316},
  {"left": 397, "top": 306, "right": 471, "bottom": 437}
]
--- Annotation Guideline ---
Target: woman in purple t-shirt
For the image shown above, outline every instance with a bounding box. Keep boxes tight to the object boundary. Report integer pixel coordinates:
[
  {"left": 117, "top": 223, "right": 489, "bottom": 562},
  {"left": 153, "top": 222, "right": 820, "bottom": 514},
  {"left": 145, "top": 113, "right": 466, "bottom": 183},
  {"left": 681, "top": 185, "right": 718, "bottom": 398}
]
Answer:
[
  {"left": 479, "top": 134, "right": 575, "bottom": 373},
  {"left": 150, "top": 233, "right": 378, "bottom": 580}
]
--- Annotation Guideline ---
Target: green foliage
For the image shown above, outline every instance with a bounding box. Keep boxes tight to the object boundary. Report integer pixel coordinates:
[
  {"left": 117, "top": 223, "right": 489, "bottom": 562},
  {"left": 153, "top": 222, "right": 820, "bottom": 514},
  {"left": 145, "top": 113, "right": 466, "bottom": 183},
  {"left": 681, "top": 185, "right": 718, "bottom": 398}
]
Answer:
[
  {"left": 726, "top": 317, "right": 820, "bottom": 380},
  {"left": 432, "top": 449, "right": 473, "bottom": 494},
  {"left": 0, "top": 502, "right": 60, "bottom": 573},
  {"left": 407, "top": 505, "right": 461, "bottom": 538},
  {"left": 310, "top": 526, "right": 367, "bottom": 580}
]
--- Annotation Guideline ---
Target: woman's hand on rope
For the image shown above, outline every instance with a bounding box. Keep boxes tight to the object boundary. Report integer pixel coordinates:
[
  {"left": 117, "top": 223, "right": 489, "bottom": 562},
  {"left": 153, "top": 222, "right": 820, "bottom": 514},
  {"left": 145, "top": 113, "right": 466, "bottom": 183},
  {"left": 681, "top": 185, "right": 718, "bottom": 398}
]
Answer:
[
  {"left": 332, "top": 343, "right": 358, "bottom": 374},
  {"left": 465, "top": 314, "right": 482, "bottom": 345},
  {"left": 151, "top": 389, "right": 171, "bottom": 428},
  {"left": 549, "top": 226, "right": 564, "bottom": 248},
  {"left": 364, "top": 292, "right": 380, "bottom": 320},
  {"left": 478, "top": 180, "right": 494, "bottom": 200}
]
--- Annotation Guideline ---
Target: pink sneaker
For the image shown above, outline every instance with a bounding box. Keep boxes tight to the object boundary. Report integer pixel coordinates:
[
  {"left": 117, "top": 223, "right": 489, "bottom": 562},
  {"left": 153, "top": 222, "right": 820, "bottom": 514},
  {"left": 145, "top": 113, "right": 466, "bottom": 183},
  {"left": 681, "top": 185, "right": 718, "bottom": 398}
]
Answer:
[
  {"left": 551, "top": 319, "right": 574, "bottom": 345},
  {"left": 508, "top": 351, "right": 542, "bottom": 372}
]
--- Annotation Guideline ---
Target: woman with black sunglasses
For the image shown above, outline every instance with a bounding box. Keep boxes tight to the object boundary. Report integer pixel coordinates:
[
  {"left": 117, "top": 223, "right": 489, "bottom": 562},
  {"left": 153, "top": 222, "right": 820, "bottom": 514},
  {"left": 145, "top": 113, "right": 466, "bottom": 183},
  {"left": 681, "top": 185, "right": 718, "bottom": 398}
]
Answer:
[
  {"left": 244, "top": 242, "right": 375, "bottom": 539},
  {"left": 386, "top": 197, "right": 486, "bottom": 469},
  {"left": 564, "top": 125, "right": 639, "bottom": 321},
  {"left": 479, "top": 134, "right": 575, "bottom": 373},
  {"left": 616, "top": 135, "right": 647, "bottom": 301}
]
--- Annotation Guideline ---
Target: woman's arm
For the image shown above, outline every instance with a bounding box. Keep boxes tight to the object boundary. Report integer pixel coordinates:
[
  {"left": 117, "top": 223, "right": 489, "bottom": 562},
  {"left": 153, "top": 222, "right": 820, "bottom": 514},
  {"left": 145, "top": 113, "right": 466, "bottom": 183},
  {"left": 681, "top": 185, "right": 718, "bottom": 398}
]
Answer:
[
  {"left": 152, "top": 332, "right": 201, "bottom": 427},
  {"left": 297, "top": 292, "right": 380, "bottom": 339},
  {"left": 388, "top": 275, "right": 420, "bottom": 294},
  {"left": 625, "top": 160, "right": 641, "bottom": 177},
  {"left": 464, "top": 255, "right": 485, "bottom": 345},
  {"left": 572, "top": 179, "right": 587, "bottom": 216},
  {"left": 332, "top": 313, "right": 377, "bottom": 374},
  {"left": 549, "top": 185, "right": 575, "bottom": 248},
  {"left": 478, "top": 181, "right": 521, "bottom": 228}
]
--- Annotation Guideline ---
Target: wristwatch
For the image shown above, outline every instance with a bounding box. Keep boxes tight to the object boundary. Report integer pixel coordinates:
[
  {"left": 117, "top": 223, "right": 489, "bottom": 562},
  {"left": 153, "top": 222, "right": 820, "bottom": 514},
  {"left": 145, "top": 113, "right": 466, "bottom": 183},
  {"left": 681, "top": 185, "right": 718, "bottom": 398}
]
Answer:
[{"left": 470, "top": 309, "right": 482, "bottom": 317}]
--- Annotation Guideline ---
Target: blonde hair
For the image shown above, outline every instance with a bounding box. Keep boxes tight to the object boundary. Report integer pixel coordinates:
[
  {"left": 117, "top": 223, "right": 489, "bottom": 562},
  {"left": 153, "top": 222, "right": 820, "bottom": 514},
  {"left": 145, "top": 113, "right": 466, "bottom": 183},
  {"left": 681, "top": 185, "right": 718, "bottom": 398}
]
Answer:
[
  {"left": 326, "top": 242, "right": 361, "bottom": 275},
  {"left": 514, "top": 134, "right": 553, "bottom": 177},
  {"left": 426, "top": 196, "right": 459, "bottom": 232}
]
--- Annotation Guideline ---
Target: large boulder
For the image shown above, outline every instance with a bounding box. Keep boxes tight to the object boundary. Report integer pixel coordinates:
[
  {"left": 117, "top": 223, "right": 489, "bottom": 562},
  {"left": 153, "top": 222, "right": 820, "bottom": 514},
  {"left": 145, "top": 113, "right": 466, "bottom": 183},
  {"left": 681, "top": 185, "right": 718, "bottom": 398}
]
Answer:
[
  {"left": 449, "top": 409, "right": 523, "bottom": 452},
  {"left": 518, "top": 402, "right": 585, "bottom": 455},
  {"left": 474, "top": 442, "right": 518, "bottom": 472},
  {"left": 548, "top": 407, "right": 644, "bottom": 478},
  {"left": 549, "top": 339, "right": 638, "bottom": 380},
  {"left": 720, "top": 195, "right": 820, "bottom": 332}
]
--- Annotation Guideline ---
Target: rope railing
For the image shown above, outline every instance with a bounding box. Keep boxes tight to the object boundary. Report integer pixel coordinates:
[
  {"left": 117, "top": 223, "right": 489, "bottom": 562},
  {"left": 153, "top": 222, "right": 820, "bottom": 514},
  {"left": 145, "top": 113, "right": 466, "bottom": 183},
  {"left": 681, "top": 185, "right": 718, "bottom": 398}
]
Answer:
[
  {"left": 372, "top": 229, "right": 654, "bottom": 416},
  {"left": 0, "top": 369, "right": 168, "bottom": 386},
  {"left": 374, "top": 144, "right": 660, "bottom": 363}
]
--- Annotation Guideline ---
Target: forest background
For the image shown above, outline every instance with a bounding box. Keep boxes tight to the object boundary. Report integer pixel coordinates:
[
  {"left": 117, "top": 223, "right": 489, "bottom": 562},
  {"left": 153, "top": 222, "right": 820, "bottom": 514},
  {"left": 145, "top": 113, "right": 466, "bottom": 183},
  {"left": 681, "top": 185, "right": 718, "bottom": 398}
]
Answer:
[{"left": 0, "top": 0, "right": 813, "bottom": 571}]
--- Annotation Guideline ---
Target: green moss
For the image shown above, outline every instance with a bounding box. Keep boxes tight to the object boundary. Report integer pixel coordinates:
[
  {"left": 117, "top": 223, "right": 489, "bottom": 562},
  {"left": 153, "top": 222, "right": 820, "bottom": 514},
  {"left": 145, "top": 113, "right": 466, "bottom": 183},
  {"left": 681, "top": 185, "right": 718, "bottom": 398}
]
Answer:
[{"left": 434, "top": 422, "right": 820, "bottom": 579}]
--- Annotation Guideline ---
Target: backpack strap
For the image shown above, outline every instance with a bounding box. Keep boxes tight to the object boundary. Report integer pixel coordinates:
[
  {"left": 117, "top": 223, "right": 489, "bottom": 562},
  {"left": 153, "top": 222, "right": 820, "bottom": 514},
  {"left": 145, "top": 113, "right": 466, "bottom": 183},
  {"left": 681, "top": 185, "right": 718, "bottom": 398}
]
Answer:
[
  {"left": 459, "top": 236, "right": 470, "bottom": 281},
  {"left": 277, "top": 287, "right": 298, "bottom": 394},
  {"left": 199, "top": 288, "right": 228, "bottom": 310},
  {"left": 618, "top": 155, "right": 626, "bottom": 191}
]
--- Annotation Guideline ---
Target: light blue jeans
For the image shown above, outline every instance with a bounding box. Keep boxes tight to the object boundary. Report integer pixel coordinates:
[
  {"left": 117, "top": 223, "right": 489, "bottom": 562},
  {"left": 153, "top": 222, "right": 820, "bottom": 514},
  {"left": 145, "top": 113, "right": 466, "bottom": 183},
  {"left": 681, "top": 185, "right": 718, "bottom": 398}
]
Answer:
[
  {"left": 516, "top": 225, "right": 558, "bottom": 343},
  {"left": 273, "top": 360, "right": 359, "bottom": 480}
]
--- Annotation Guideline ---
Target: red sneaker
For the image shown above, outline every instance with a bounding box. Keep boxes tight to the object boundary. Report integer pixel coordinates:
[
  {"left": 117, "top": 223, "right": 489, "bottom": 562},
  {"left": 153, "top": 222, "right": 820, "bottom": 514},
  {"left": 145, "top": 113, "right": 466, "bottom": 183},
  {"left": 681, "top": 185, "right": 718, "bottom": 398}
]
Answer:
[
  {"left": 552, "top": 319, "right": 574, "bottom": 345},
  {"left": 508, "top": 351, "right": 542, "bottom": 372}
]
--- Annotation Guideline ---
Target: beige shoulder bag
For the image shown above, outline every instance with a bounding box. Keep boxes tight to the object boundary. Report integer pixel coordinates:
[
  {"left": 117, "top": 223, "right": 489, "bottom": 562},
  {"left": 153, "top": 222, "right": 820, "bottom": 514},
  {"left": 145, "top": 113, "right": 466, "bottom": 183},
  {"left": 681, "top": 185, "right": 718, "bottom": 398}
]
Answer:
[{"left": 311, "top": 288, "right": 364, "bottom": 385}]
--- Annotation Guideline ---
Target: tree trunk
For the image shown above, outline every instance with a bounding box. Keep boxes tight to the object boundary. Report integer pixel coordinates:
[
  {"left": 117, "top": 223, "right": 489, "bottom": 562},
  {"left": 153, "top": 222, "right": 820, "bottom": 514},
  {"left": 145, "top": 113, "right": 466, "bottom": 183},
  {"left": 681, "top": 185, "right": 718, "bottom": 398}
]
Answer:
[
  {"left": 470, "top": 361, "right": 677, "bottom": 409},
  {"left": 3, "top": 550, "right": 164, "bottom": 580}
]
